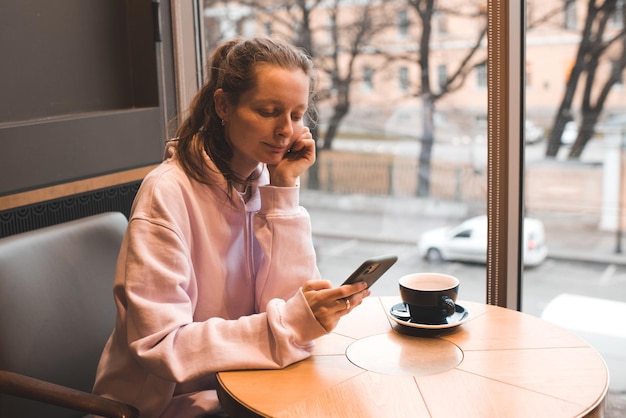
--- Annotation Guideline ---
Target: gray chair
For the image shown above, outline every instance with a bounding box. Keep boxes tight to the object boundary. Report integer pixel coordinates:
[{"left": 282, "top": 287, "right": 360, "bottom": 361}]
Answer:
[{"left": 0, "top": 212, "right": 138, "bottom": 418}]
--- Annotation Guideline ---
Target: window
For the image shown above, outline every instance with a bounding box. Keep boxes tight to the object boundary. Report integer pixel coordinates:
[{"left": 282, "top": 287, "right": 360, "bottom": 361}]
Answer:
[
  {"left": 434, "top": 11, "right": 447, "bottom": 35},
  {"left": 397, "top": 9, "right": 409, "bottom": 38},
  {"left": 564, "top": 0, "right": 577, "bottom": 30},
  {"left": 437, "top": 64, "right": 447, "bottom": 93},
  {"left": 195, "top": 0, "right": 488, "bottom": 311},
  {"left": 362, "top": 66, "right": 374, "bottom": 93},
  {"left": 398, "top": 66, "right": 409, "bottom": 92},
  {"left": 476, "top": 62, "right": 487, "bottom": 88},
  {"left": 525, "top": 0, "right": 626, "bottom": 408}
]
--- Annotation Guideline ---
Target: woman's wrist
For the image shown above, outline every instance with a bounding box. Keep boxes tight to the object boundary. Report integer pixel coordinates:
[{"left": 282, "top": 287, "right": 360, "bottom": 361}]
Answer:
[{"left": 269, "top": 174, "right": 298, "bottom": 187}]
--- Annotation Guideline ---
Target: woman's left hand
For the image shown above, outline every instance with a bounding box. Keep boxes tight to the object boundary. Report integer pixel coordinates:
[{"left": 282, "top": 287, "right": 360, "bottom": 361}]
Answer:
[{"left": 268, "top": 127, "right": 315, "bottom": 187}]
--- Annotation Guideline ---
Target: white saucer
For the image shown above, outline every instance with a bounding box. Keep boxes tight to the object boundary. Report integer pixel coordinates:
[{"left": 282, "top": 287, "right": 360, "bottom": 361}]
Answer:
[{"left": 388, "top": 302, "right": 470, "bottom": 330}]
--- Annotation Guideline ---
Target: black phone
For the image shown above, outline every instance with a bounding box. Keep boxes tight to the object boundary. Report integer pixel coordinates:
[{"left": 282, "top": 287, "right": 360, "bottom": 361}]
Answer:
[{"left": 340, "top": 254, "right": 398, "bottom": 290}]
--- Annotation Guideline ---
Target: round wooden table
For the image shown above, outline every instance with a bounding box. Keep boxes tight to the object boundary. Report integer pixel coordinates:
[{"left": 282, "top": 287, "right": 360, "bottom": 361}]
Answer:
[{"left": 217, "top": 297, "right": 609, "bottom": 417}]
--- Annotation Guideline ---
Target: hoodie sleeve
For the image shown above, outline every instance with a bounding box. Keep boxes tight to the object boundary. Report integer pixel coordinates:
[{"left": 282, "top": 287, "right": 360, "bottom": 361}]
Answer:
[
  {"left": 121, "top": 216, "right": 325, "bottom": 384},
  {"left": 116, "top": 173, "right": 326, "bottom": 384},
  {"left": 253, "top": 185, "right": 327, "bottom": 330},
  {"left": 253, "top": 185, "right": 320, "bottom": 303}
]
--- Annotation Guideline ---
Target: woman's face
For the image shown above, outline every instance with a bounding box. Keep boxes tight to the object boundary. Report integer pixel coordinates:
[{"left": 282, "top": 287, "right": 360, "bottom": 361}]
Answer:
[{"left": 215, "top": 64, "right": 310, "bottom": 178}]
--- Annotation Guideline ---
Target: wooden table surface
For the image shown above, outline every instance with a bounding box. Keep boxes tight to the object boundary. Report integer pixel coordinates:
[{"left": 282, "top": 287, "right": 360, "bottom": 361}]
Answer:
[{"left": 217, "top": 297, "right": 609, "bottom": 418}]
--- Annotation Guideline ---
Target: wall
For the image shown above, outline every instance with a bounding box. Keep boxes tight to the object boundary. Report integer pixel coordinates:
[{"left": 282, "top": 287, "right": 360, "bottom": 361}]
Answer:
[{"left": 0, "top": 0, "right": 177, "bottom": 236}]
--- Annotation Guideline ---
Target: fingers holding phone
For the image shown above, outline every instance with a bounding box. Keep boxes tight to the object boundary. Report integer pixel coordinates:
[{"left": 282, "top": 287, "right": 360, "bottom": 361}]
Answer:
[
  {"left": 335, "top": 254, "right": 397, "bottom": 316},
  {"left": 336, "top": 283, "right": 370, "bottom": 314},
  {"left": 302, "top": 255, "right": 396, "bottom": 332},
  {"left": 336, "top": 280, "right": 371, "bottom": 311},
  {"left": 302, "top": 280, "right": 369, "bottom": 332}
]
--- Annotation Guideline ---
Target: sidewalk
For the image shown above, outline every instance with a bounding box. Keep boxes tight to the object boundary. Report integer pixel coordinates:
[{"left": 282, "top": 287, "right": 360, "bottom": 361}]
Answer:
[
  {"left": 301, "top": 190, "right": 626, "bottom": 266},
  {"left": 542, "top": 217, "right": 626, "bottom": 266}
]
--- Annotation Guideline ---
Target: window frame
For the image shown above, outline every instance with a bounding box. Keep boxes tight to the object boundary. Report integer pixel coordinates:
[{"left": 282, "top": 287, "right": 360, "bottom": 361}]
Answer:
[{"left": 486, "top": 0, "right": 524, "bottom": 309}]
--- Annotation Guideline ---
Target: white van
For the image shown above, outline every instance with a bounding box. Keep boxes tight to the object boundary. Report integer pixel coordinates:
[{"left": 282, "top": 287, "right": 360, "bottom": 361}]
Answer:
[{"left": 417, "top": 215, "right": 548, "bottom": 267}]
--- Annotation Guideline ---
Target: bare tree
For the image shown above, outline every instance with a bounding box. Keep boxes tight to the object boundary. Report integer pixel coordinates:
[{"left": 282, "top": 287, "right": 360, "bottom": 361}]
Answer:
[
  {"left": 547, "top": 0, "right": 626, "bottom": 158},
  {"left": 406, "top": 0, "right": 487, "bottom": 196},
  {"left": 315, "top": 1, "right": 398, "bottom": 150}
]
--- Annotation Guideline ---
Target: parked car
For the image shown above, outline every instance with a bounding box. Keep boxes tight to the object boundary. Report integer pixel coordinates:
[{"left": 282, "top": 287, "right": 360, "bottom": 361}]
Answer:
[{"left": 417, "top": 215, "right": 548, "bottom": 267}]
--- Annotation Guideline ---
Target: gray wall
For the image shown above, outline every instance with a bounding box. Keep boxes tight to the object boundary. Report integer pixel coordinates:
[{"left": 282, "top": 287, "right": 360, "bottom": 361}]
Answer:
[{"left": 0, "top": 0, "right": 176, "bottom": 196}]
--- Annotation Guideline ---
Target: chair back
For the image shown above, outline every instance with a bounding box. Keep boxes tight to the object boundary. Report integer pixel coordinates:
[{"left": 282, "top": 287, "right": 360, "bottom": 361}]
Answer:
[{"left": 0, "top": 212, "right": 127, "bottom": 418}]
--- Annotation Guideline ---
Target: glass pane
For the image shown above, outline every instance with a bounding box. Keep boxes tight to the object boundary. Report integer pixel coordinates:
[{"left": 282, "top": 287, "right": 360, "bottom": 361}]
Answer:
[
  {"left": 198, "top": 1, "right": 488, "bottom": 302},
  {"left": 524, "top": 0, "right": 626, "bottom": 414}
]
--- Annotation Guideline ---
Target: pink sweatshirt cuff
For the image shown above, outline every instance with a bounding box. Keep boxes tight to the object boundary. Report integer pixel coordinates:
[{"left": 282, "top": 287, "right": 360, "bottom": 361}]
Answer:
[
  {"left": 258, "top": 186, "right": 300, "bottom": 216},
  {"left": 278, "top": 289, "right": 328, "bottom": 345}
]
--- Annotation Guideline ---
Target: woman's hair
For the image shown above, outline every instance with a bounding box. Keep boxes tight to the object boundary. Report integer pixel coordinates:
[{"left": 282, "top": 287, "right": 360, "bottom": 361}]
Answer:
[{"left": 173, "top": 37, "right": 317, "bottom": 189}]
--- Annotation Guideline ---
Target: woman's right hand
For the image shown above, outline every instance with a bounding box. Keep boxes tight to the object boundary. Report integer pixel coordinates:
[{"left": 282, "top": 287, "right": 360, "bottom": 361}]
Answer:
[
  {"left": 267, "top": 127, "right": 315, "bottom": 187},
  {"left": 302, "top": 280, "right": 370, "bottom": 332}
]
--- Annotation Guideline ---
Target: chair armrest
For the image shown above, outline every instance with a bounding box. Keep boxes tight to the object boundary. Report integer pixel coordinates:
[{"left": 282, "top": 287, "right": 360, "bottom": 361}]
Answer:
[{"left": 0, "top": 370, "right": 139, "bottom": 418}]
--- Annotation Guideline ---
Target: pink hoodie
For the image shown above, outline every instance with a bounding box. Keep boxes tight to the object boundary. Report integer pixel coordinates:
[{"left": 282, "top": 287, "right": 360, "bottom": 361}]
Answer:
[{"left": 93, "top": 145, "right": 326, "bottom": 417}]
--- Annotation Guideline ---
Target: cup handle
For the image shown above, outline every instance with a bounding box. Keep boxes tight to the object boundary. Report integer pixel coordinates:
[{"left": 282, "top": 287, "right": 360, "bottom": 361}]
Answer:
[{"left": 439, "top": 296, "right": 456, "bottom": 317}]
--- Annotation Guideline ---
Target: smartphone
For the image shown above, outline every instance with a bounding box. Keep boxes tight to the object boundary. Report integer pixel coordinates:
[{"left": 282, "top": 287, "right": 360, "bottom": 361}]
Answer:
[{"left": 340, "top": 254, "right": 398, "bottom": 290}]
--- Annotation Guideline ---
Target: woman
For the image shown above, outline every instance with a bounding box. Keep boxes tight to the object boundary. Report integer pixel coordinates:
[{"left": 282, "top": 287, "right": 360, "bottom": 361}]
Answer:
[{"left": 92, "top": 37, "right": 370, "bottom": 417}]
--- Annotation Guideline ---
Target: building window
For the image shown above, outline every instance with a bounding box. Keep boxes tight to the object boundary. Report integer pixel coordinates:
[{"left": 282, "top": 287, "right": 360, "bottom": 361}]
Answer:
[
  {"left": 397, "top": 9, "right": 409, "bottom": 38},
  {"left": 398, "top": 66, "right": 409, "bottom": 92},
  {"left": 362, "top": 66, "right": 374, "bottom": 93},
  {"left": 434, "top": 11, "right": 447, "bottom": 35},
  {"left": 476, "top": 62, "right": 487, "bottom": 88},
  {"left": 437, "top": 64, "right": 447, "bottom": 93},
  {"left": 564, "top": 0, "right": 577, "bottom": 30}
]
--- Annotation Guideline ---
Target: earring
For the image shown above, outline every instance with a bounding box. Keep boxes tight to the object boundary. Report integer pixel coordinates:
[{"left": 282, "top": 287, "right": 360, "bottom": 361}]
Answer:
[{"left": 221, "top": 119, "right": 225, "bottom": 126}]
